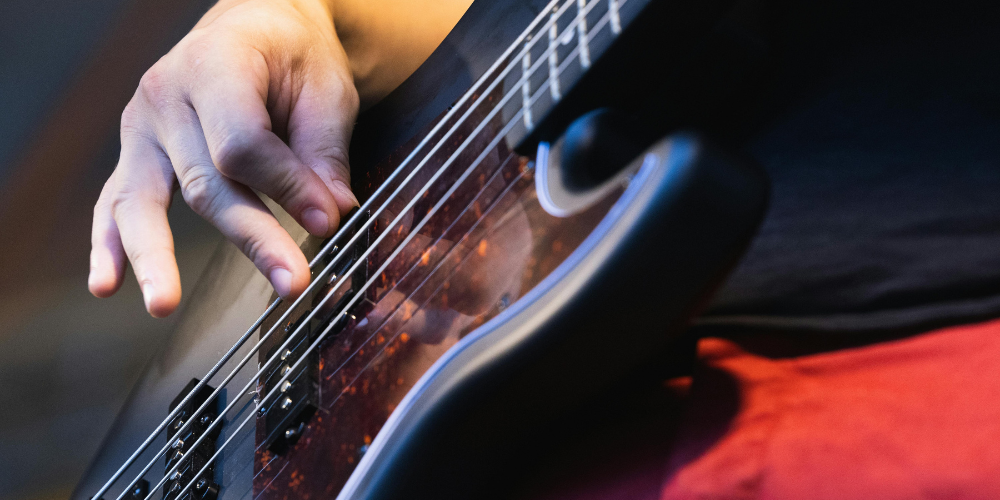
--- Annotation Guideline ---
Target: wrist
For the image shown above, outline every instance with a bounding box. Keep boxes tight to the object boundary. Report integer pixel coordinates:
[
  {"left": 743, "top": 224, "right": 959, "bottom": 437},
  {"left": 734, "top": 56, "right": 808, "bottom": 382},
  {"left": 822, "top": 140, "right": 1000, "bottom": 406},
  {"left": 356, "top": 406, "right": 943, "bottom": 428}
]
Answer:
[
  {"left": 329, "top": 0, "right": 472, "bottom": 109},
  {"left": 195, "top": 0, "right": 334, "bottom": 31}
]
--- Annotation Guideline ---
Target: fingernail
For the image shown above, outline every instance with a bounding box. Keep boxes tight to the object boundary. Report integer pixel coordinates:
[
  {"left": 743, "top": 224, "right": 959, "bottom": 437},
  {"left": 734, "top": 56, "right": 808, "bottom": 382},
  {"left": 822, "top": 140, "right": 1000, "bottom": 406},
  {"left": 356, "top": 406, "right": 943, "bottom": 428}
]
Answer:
[
  {"left": 141, "top": 282, "right": 154, "bottom": 311},
  {"left": 270, "top": 268, "right": 293, "bottom": 298},
  {"left": 88, "top": 251, "right": 101, "bottom": 281},
  {"left": 332, "top": 180, "right": 360, "bottom": 209},
  {"left": 302, "top": 208, "right": 330, "bottom": 235}
]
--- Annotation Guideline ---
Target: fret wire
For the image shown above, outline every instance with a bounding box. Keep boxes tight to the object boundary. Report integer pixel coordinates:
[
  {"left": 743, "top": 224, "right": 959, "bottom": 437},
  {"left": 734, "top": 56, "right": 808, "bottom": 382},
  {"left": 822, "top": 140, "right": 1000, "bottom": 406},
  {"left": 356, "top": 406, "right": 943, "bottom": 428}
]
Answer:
[
  {"left": 522, "top": 49, "right": 534, "bottom": 129},
  {"left": 94, "top": 1, "right": 574, "bottom": 498},
  {"left": 172, "top": 68, "right": 534, "bottom": 500},
  {"left": 126, "top": 2, "right": 594, "bottom": 498},
  {"left": 102, "top": 0, "right": 627, "bottom": 497},
  {"left": 576, "top": 0, "right": 592, "bottom": 68},
  {"left": 548, "top": 11, "right": 562, "bottom": 100},
  {"left": 177, "top": 89, "right": 533, "bottom": 500},
  {"left": 176, "top": 8, "right": 622, "bottom": 489},
  {"left": 609, "top": 0, "right": 622, "bottom": 34}
]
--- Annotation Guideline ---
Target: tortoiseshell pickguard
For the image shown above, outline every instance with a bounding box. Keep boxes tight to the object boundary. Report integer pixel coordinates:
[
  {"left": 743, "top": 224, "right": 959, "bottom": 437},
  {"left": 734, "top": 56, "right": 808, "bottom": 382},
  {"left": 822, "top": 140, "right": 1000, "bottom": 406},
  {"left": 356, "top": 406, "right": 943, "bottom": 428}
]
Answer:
[{"left": 252, "top": 64, "right": 623, "bottom": 500}]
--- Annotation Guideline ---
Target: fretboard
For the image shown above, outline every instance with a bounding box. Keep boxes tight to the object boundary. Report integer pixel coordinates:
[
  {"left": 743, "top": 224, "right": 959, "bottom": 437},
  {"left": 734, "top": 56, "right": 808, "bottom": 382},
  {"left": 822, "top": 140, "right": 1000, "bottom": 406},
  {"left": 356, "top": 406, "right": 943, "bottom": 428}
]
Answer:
[{"left": 500, "top": 0, "right": 646, "bottom": 148}]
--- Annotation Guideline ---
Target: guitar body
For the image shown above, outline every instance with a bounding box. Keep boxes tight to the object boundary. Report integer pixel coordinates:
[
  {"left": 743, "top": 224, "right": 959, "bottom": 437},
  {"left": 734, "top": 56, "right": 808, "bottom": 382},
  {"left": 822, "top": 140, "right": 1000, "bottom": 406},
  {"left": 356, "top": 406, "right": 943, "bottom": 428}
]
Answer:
[{"left": 75, "top": 0, "right": 767, "bottom": 499}]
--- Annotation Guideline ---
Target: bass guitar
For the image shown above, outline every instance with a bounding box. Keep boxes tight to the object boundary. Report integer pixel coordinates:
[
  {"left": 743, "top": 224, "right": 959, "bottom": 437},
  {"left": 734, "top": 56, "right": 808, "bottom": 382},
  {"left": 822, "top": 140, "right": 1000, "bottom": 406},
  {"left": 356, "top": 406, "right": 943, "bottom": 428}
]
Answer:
[{"left": 75, "top": 0, "right": 767, "bottom": 498}]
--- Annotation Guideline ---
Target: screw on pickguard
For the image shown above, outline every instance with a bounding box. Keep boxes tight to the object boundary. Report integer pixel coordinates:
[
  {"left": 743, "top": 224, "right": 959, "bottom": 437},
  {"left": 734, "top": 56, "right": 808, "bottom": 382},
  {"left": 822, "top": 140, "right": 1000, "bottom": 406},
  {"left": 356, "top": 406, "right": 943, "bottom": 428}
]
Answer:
[
  {"left": 258, "top": 208, "right": 372, "bottom": 455},
  {"left": 90, "top": 479, "right": 149, "bottom": 500},
  {"left": 164, "top": 379, "right": 221, "bottom": 500}
]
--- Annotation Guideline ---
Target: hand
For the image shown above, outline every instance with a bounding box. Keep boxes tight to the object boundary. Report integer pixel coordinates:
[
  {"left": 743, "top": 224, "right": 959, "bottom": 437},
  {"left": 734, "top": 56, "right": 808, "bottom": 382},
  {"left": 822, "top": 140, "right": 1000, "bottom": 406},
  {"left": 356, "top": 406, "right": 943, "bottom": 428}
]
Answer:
[{"left": 88, "top": 0, "right": 360, "bottom": 317}]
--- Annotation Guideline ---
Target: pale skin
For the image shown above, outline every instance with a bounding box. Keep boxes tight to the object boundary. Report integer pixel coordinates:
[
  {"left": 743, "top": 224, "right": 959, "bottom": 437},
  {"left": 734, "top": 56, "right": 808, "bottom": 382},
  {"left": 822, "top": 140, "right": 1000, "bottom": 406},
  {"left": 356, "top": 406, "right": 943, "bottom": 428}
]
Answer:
[{"left": 88, "top": 0, "right": 473, "bottom": 317}]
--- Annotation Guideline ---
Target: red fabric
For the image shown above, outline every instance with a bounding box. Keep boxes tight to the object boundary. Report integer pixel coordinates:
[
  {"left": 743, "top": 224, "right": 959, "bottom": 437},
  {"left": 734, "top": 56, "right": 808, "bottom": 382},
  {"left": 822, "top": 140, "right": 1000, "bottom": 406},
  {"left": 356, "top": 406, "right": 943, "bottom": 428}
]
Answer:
[
  {"left": 529, "top": 317, "right": 1000, "bottom": 500},
  {"left": 662, "top": 318, "right": 1000, "bottom": 499}
]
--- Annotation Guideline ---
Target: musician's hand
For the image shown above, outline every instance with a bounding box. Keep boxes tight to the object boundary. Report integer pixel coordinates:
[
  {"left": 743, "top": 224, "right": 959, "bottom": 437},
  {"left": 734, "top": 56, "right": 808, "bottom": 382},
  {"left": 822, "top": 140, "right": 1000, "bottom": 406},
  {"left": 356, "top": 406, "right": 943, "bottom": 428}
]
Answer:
[{"left": 88, "top": 0, "right": 360, "bottom": 317}]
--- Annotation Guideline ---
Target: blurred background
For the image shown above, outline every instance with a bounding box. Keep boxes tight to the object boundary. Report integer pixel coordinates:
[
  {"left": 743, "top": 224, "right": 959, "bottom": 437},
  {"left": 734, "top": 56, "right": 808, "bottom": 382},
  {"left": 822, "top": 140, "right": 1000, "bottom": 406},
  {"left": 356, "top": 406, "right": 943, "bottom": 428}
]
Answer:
[
  {"left": 4, "top": 0, "right": 1000, "bottom": 498},
  {"left": 0, "top": 1, "right": 220, "bottom": 498}
]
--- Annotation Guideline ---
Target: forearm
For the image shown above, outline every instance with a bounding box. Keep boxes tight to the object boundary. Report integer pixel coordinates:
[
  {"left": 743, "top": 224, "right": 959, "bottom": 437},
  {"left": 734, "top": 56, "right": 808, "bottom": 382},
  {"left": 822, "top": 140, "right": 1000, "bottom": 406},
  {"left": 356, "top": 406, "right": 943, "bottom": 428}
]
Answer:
[
  {"left": 330, "top": 0, "right": 472, "bottom": 108},
  {"left": 195, "top": 0, "right": 469, "bottom": 109}
]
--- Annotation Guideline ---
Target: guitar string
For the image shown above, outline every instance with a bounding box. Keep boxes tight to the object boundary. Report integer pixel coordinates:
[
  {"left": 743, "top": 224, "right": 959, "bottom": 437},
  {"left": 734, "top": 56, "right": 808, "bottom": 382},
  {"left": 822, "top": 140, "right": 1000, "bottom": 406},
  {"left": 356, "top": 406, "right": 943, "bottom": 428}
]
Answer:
[
  {"left": 247, "top": 145, "right": 531, "bottom": 464},
  {"left": 250, "top": 151, "right": 535, "bottom": 469},
  {"left": 148, "top": 6, "right": 607, "bottom": 498},
  {"left": 154, "top": 5, "right": 607, "bottom": 498},
  {"left": 165, "top": 4, "right": 619, "bottom": 498},
  {"left": 125, "top": 0, "right": 588, "bottom": 494},
  {"left": 245, "top": 131, "right": 529, "bottom": 488},
  {"left": 182, "top": 68, "right": 557, "bottom": 500},
  {"left": 107, "top": 1, "right": 609, "bottom": 498},
  {"left": 168, "top": 8, "right": 620, "bottom": 500},
  {"left": 184, "top": 95, "right": 525, "bottom": 500},
  {"left": 91, "top": 0, "right": 568, "bottom": 497}
]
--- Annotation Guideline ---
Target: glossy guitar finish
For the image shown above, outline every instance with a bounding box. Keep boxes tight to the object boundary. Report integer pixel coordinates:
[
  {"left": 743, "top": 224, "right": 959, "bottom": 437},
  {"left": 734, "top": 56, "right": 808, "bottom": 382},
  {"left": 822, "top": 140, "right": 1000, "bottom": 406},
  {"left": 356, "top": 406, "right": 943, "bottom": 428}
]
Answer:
[
  {"left": 254, "top": 120, "right": 618, "bottom": 498},
  {"left": 74, "top": 0, "right": 766, "bottom": 499}
]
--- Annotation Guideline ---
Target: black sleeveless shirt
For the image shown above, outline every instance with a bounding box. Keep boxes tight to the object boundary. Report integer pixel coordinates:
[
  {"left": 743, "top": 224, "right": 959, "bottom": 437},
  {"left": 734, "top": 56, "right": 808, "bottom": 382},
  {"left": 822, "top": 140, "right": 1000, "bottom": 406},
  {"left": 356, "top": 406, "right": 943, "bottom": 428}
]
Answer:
[{"left": 699, "top": 0, "right": 1000, "bottom": 334}]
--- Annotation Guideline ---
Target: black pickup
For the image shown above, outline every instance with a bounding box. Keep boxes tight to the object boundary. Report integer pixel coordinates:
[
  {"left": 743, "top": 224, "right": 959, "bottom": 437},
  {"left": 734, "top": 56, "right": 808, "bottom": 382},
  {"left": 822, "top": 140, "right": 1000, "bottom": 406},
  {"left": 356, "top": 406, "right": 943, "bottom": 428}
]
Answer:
[
  {"left": 164, "top": 379, "right": 220, "bottom": 500},
  {"left": 258, "top": 209, "right": 372, "bottom": 455}
]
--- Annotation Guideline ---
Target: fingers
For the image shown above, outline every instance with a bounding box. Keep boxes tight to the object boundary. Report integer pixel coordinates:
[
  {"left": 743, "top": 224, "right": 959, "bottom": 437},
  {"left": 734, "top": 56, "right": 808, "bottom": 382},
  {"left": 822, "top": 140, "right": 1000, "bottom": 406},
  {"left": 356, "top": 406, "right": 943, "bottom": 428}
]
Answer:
[
  {"left": 111, "top": 130, "right": 183, "bottom": 317},
  {"left": 153, "top": 97, "right": 311, "bottom": 300},
  {"left": 91, "top": 8, "right": 366, "bottom": 316},
  {"left": 89, "top": 172, "right": 127, "bottom": 298},
  {"left": 188, "top": 49, "right": 347, "bottom": 237},
  {"left": 286, "top": 62, "right": 361, "bottom": 216}
]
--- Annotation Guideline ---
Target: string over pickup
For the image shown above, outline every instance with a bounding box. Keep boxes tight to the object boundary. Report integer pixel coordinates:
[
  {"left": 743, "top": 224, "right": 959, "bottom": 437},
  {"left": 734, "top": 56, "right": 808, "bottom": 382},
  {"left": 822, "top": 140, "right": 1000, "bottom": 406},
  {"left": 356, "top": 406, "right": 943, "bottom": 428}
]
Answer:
[
  {"left": 164, "top": 379, "right": 220, "bottom": 500},
  {"left": 257, "top": 208, "right": 372, "bottom": 455}
]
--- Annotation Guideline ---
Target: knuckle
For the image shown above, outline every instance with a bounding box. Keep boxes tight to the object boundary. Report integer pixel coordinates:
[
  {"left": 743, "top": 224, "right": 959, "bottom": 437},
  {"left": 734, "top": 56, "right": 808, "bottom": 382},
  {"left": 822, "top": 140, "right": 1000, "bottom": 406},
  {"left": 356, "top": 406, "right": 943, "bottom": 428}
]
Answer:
[
  {"left": 271, "top": 166, "right": 308, "bottom": 205},
  {"left": 323, "top": 69, "right": 361, "bottom": 116},
  {"left": 120, "top": 102, "right": 143, "bottom": 134},
  {"left": 177, "top": 35, "right": 209, "bottom": 64},
  {"left": 127, "top": 244, "right": 154, "bottom": 270},
  {"left": 94, "top": 179, "right": 116, "bottom": 215},
  {"left": 180, "top": 170, "right": 221, "bottom": 217},
  {"left": 94, "top": 193, "right": 112, "bottom": 217},
  {"left": 339, "top": 82, "right": 360, "bottom": 114},
  {"left": 109, "top": 182, "right": 152, "bottom": 222},
  {"left": 212, "top": 129, "right": 265, "bottom": 176},
  {"left": 239, "top": 232, "right": 271, "bottom": 270},
  {"left": 128, "top": 241, "right": 171, "bottom": 279},
  {"left": 137, "top": 64, "right": 176, "bottom": 111},
  {"left": 120, "top": 101, "right": 156, "bottom": 144},
  {"left": 108, "top": 174, "right": 171, "bottom": 219},
  {"left": 109, "top": 190, "right": 137, "bottom": 222},
  {"left": 263, "top": 7, "right": 312, "bottom": 42},
  {"left": 314, "top": 142, "right": 350, "bottom": 177},
  {"left": 178, "top": 34, "right": 222, "bottom": 81},
  {"left": 306, "top": 134, "right": 351, "bottom": 188}
]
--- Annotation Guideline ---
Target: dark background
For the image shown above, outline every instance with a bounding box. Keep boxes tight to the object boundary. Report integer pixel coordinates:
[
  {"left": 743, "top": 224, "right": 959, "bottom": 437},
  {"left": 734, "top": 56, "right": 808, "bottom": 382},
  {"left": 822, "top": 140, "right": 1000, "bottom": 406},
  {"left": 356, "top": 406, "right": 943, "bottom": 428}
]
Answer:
[
  {"left": 0, "top": 1, "right": 218, "bottom": 498},
  {"left": 4, "top": 0, "right": 1000, "bottom": 498}
]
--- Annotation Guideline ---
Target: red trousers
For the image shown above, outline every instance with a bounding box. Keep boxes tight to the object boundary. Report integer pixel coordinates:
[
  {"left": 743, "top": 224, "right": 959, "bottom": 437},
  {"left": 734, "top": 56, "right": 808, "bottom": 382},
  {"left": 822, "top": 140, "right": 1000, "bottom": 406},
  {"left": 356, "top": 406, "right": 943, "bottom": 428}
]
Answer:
[{"left": 535, "top": 317, "right": 1000, "bottom": 499}]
